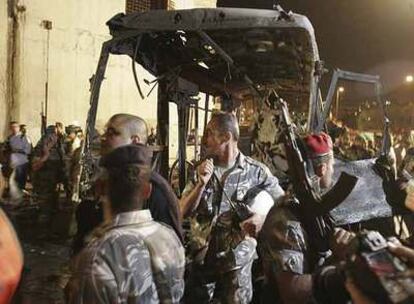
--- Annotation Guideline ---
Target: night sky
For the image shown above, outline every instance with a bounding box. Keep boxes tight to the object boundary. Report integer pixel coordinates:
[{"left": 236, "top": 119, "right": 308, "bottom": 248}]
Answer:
[{"left": 276, "top": 0, "right": 414, "bottom": 95}]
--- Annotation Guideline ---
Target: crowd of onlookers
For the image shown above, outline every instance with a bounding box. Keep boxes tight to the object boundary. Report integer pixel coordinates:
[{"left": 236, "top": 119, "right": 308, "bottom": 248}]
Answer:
[{"left": 329, "top": 119, "right": 414, "bottom": 167}]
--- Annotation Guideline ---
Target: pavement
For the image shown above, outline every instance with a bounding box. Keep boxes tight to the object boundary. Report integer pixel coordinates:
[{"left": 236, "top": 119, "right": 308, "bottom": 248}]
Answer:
[{"left": 3, "top": 193, "right": 75, "bottom": 304}]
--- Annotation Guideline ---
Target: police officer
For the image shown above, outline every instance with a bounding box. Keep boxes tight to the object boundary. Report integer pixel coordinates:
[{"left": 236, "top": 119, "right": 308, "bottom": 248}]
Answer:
[
  {"left": 67, "top": 145, "right": 185, "bottom": 304},
  {"left": 181, "top": 112, "right": 284, "bottom": 304}
]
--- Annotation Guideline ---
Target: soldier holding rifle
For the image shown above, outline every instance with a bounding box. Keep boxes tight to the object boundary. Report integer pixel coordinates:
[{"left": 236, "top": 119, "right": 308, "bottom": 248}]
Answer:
[{"left": 259, "top": 132, "right": 357, "bottom": 304}]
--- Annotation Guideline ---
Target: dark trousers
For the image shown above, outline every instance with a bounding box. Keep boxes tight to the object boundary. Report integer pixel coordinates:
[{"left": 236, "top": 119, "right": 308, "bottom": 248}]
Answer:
[
  {"left": 72, "top": 199, "right": 103, "bottom": 255},
  {"left": 14, "top": 163, "right": 29, "bottom": 190}
]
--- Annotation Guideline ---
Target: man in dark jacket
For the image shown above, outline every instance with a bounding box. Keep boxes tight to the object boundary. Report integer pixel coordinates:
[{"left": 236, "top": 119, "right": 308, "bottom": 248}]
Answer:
[{"left": 73, "top": 114, "right": 182, "bottom": 254}]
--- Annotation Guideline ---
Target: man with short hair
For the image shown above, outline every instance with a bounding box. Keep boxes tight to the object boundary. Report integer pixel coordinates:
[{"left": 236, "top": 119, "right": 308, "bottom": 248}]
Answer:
[
  {"left": 181, "top": 111, "right": 284, "bottom": 303},
  {"left": 259, "top": 132, "right": 354, "bottom": 304},
  {"left": 67, "top": 145, "right": 185, "bottom": 303},
  {"left": 101, "top": 114, "right": 148, "bottom": 154},
  {"left": 102, "top": 114, "right": 183, "bottom": 240},
  {"left": 74, "top": 114, "right": 182, "bottom": 253},
  {"left": 148, "top": 127, "right": 157, "bottom": 146},
  {"left": 64, "top": 125, "right": 82, "bottom": 156},
  {"left": 5, "top": 121, "right": 32, "bottom": 191}
]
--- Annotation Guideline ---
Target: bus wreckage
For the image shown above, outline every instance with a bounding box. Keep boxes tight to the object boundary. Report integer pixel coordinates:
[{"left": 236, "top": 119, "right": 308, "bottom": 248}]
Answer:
[{"left": 78, "top": 6, "right": 395, "bottom": 228}]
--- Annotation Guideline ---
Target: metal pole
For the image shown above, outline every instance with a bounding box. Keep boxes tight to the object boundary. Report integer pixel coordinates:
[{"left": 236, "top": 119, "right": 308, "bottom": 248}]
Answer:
[
  {"left": 157, "top": 79, "right": 170, "bottom": 179},
  {"left": 177, "top": 102, "right": 188, "bottom": 193},
  {"left": 335, "top": 89, "right": 339, "bottom": 118},
  {"left": 42, "top": 20, "right": 52, "bottom": 127},
  {"left": 194, "top": 98, "right": 199, "bottom": 161},
  {"left": 204, "top": 94, "right": 210, "bottom": 130},
  {"left": 74, "top": 40, "right": 111, "bottom": 202}
]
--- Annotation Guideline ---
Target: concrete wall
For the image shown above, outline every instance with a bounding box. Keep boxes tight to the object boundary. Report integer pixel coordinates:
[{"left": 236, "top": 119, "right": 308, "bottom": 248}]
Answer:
[
  {"left": 192, "top": 0, "right": 216, "bottom": 7},
  {"left": 0, "top": 1, "right": 9, "bottom": 137},
  {"left": 2, "top": 0, "right": 157, "bottom": 143},
  {"left": 176, "top": 0, "right": 215, "bottom": 8},
  {"left": 0, "top": 0, "right": 216, "bottom": 147}
]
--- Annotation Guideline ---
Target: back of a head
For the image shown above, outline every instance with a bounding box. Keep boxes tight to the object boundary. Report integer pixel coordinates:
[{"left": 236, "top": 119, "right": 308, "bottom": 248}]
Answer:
[
  {"left": 109, "top": 114, "right": 148, "bottom": 144},
  {"left": 100, "top": 145, "right": 152, "bottom": 213},
  {"left": 46, "top": 125, "right": 57, "bottom": 135},
  {"left": 210, "top": 111, "right": 240, "bottom": 142}
]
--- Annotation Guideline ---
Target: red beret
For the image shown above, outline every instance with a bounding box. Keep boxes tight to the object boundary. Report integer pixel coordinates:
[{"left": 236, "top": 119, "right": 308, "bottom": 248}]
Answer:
[{"left": 303, "top": 132, "right": 333, "bottom": 158}]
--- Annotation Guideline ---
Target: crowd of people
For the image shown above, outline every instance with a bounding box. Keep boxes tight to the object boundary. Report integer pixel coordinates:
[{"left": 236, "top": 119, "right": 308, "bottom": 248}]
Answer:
[
  {"left": 1, "top": 109, "right": 414, "bottom": 304},
  {"left": 329, "top": 118, "right": 414, "bottom": 166},
  {"left": 0, "top": 122, "right": 83, "bottom": 204}
]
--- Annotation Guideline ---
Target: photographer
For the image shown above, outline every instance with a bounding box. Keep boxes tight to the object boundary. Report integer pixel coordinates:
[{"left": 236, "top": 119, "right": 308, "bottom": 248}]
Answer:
[{"left": 346, "top": 241, "right": 414, "bottom": 304}]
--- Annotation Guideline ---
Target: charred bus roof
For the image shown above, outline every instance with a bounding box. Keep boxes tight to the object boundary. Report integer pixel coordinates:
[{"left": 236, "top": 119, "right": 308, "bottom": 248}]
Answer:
[{"left": 106, "top": 7, "right": 320, "bottom": 102}]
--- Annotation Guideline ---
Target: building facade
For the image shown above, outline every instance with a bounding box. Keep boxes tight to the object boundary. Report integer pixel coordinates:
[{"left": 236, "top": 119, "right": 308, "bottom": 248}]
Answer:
[{"left": 0, "top": 0, "right": 215, "bottom": 142}]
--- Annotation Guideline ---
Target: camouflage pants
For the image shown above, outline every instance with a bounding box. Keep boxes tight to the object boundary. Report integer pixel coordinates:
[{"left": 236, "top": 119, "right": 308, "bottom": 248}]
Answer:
[
  {"left": 185, "top": 240, "right": 256, "bottom": 304},
  {"left": 32, "top": 160, "right": 65, "bottom": 224}
]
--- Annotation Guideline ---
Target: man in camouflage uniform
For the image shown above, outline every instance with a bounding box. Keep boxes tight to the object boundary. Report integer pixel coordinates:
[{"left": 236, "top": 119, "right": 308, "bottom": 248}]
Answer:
[
  {"left": 181, "top": 112, "right": 284, "bottom": 303},
  {"left": 32, "top": 123, "right": 67, "bottom": 230},
  {"left": 259, "top": 132, "right": 354, "bottom": 304},
  {"left": 67, "top": 145, "right": 185, "bottom": 304}
]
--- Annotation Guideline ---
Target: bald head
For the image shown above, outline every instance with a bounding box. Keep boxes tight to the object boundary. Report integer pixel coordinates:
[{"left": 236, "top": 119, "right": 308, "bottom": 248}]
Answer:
[
  {"left": 102, "top": 114, "right": 148, "bottom": 153},
  {"left": 109, "top": 114, "right": 148, "bottom": 144}
]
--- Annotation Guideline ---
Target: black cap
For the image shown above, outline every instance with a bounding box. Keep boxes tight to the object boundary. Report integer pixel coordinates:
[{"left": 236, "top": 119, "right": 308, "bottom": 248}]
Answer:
[{"left": 100, "top": 144, "right": 152, "bottom": 168}]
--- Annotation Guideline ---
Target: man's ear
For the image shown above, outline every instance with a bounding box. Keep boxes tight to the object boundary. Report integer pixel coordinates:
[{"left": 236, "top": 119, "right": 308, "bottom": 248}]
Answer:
[
  {"left": 221, "top": 131, "right": 232, "bottom": 143},
  {"left": 141, "top": 182, "right": 152, "bottom": 200},
  {"left": 131, "top": 135, "right": 141, "bottom": 145},
  {"left": 314, "top": 163, "right": 327, "bottom": 177}
]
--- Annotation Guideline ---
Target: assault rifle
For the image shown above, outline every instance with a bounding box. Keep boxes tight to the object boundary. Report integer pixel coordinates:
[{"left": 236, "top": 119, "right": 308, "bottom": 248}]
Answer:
[{"left": 268, "top": 89, "right": 358, "bottom": 218}]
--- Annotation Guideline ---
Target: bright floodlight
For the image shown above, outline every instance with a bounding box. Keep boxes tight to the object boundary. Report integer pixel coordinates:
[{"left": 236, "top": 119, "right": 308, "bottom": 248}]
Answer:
[
  {"left": 406, "top": 75, "right": 414, "bottom": 83},
  {"left": 338, "top": 86, "right": 345, "bottom": 93}
]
